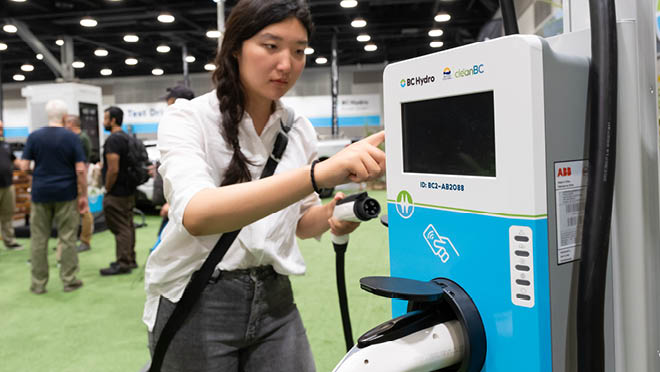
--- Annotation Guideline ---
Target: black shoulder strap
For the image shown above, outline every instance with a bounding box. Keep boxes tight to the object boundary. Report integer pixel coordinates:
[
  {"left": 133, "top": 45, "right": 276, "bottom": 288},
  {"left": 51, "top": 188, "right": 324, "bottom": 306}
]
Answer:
[
  {"left": 148, "top": 106, "right": 296, "bottom": 372},
  {"left": 260, "top": 106, "right": 294, "bottom": 178}
]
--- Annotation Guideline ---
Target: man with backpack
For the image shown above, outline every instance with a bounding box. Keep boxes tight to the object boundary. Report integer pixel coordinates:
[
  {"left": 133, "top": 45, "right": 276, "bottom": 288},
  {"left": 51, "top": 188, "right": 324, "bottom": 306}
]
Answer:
[{"left": 100, "top": 106, "right": 147, "bottom": 276}]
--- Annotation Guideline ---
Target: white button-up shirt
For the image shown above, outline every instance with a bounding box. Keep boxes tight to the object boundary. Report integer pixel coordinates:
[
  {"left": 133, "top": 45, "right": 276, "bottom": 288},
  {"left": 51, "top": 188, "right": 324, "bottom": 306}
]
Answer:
[{"left": 143, "top": 91, "right": 320, "bottom": 331}]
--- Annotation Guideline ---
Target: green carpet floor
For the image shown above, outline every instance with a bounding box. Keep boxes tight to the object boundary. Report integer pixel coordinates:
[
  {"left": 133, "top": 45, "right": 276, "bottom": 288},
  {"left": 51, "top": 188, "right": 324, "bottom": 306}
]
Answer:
[{"left": 0, "top": 190, "right": 391, "bottom": 372}]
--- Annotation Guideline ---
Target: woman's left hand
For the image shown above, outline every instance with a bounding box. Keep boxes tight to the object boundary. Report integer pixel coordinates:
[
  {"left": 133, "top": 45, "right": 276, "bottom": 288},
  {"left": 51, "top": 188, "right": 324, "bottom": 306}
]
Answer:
[{"left": 326, "top": 192, "right": 360, "bottom": 236}]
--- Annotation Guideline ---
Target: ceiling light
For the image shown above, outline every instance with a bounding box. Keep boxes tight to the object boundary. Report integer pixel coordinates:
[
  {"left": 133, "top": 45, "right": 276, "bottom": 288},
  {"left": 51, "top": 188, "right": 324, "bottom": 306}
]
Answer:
[
  {"left": 206, "top": 30, "right": 221, "bottom": 38},
  {"left": 204, "top": 63, "right": 216, "bottom": 71},
  {"left": 430, "top": 41, "right": 444, "bottom": 48},
  {"left": 11, "top": 0, "right": 28, "bottom": 2},
  {"left": 20, "top": 64, "right": 34, "bottom": 72},
  {"left": 123, "top": 34, "right": 139, "bottom": 42},
  {"left": 157, "top": 13, "right": 175, "bottom": 23},
  {"left": 36, "top": 53, "right": 43, "bottom": 59},
  {"left": 152, "top": 68, "right": 164, "bottom": 76},
  {"left": 100, "top": 68, "right": 113, "bottom": 76},
  {"left": 156, "top": 45, "right": 171, "bottom": 53},
  {"left": 435, "top": 13, "right": 451, "bottom": 22},
  {"left": 356, "top": 34, "right": 370, "bottom": 42},
  {"left": 315, "top": 57, "right": 328, "bottom": 64},
  {"left": 351, "top": 18, "right": 367, "bottom": 28},
  {"left": 364, "top": 43, "right": 377, "bottom": 52},
  {"left": 304, "top": 47, "right": 314, "bottom": 55},
  {"left": 13, "top": 74, "right": 25, "bottom": 81},
  {"left": 3, "top": 24, "right": 18, "bottom": 33},
  {"left": 428, "top": 29, "right": 444, "bottom": 37},
  {"left": 340, "top": 0, "right": 358, "bottom": 8},
  {"left": 72, "top": 61, "right": 85, "bottom": 69},
  {"left": 185, "top": 55, "right": 196, "bottom": 63},
  {"left": 56, "top": 39, "right": 64, "bottom": 46},
  {"left": 80, "top": 17, "right": 98, "bottom": 27},
  {"left": 125, "top": 57, "right": 138, "bottom": 65},
  {"left": 94, "top": 48, "right": 108, "bottom": 57},
  {"left": 0, "top": 43, "right": 7, "bottom": 51}
]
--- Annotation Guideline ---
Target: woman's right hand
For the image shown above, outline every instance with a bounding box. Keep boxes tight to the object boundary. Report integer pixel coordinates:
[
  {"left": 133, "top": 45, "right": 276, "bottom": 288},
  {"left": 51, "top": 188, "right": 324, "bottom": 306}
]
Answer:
[{"left": 314, "top": 131, "right": 385, "bottom": 188}]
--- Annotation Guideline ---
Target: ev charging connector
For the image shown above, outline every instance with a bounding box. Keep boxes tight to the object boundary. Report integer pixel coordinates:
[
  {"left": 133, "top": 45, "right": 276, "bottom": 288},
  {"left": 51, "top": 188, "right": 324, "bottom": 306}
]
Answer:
[{"left": 331, "top": 192, "right": 381, "bottom": 351}]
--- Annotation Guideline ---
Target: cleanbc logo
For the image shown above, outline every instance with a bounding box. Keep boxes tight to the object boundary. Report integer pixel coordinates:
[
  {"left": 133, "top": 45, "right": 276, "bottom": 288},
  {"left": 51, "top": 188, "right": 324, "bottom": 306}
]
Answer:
[
  {"left": 395, "top": 190, "right": 415, "bottom": 219},
  {"left": 400, "top": 74, "right": 436, "bottom": 88},
  {"left": 454, "top": 64, "right": 485, "bottom": 78}
]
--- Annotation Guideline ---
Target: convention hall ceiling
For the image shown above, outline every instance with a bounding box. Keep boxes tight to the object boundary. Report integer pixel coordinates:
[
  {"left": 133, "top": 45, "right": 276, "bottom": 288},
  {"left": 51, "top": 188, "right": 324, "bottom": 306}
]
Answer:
[{"left": 0, "top": 0, "right": 499, "bottom": 83}]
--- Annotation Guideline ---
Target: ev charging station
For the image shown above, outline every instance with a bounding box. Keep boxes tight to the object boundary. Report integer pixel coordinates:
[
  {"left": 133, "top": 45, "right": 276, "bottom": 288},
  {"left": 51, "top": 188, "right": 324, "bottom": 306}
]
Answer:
[
  {"left": 334, "top": 0, "right": 660, "bottom": 371},
  {"left": 385, "top": 34, "right": 588, "bottom": 371}
]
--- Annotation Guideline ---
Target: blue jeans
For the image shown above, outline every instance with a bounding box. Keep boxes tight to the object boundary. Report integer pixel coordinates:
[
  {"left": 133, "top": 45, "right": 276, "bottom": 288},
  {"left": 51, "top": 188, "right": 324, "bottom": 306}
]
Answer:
[{"left": 148, "top": 266, "right": 316, "bottom": 372}]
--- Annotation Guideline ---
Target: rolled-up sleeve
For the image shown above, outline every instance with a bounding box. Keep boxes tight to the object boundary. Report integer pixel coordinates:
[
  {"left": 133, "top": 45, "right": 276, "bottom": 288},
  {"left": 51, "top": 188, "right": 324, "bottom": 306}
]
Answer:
[
  {"left": 158, "top": 101, "right": 217, "bottom": 231},
  {"left": 298, "top": 116, "right": 321, "bottom": 216}
]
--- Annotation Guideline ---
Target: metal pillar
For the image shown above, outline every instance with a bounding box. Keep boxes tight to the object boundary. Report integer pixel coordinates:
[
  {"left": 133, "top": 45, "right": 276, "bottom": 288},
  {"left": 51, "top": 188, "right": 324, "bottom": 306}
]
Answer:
[
  {"left": 217, "top": 0, "right": 225, "bottom": 48},
  {"left": 182, "top": 43, "right": 190, "bottom": 88},
  {"left": 60, "top": 36, "right": 74, "bottom": 81},
  {"left": 608, "top": 1, "right": 660, "bottom": 370},
  {"left": 9, "top": 18, "right": 64, "bottom": 79},
  {"left": 0, "top": 63, "right": 3, "bottom": 122},
  {"left": 331, "top": 32, "right": 339, "bottom": 137}
]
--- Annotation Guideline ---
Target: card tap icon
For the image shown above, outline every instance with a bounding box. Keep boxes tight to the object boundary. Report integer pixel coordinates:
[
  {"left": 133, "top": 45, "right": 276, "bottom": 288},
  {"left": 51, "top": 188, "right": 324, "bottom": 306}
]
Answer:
[{"left": 423, "top": 224, "right": 459, "bottom": 263}]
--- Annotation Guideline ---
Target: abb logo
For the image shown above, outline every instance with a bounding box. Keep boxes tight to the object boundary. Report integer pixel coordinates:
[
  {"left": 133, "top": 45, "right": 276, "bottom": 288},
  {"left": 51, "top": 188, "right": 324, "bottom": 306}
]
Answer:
[{"left": 557, "top": 167, "right": 572, "bottom": 177}]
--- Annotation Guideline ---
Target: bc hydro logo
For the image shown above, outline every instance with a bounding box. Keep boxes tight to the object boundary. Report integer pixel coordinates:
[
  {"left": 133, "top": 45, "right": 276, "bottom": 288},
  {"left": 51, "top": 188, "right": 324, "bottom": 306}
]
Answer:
[
  {"left": 400, "top": 75, "right": 436, "bottom": 88},
  {"left": 395, "top": 190, "right": 415, "bottom": 219}
]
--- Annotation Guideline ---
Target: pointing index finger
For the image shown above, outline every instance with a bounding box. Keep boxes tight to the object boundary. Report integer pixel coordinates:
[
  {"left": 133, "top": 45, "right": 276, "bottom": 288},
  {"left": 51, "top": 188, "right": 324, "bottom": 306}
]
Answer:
[{"left": 363, "top": 131, "right": 385, "bottom": 147}]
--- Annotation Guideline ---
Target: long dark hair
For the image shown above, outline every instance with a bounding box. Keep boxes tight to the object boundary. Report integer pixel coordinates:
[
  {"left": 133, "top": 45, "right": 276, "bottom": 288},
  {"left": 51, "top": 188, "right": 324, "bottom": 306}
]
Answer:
[{"left": 212, "top": 0, "right": 313, "bottom": 186}]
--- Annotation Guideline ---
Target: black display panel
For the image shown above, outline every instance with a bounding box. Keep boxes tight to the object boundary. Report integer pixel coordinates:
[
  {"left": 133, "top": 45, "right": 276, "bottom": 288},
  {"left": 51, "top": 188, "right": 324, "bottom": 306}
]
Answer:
[{"left": 401, "top": 91, "right": 496, "bottom": 177}]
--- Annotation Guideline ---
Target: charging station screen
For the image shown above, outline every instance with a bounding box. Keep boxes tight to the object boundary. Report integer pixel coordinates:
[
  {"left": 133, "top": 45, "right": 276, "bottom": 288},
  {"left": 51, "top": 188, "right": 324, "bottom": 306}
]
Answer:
[{"left": 401, "top": 91, "right": 496, "bottom": 177}]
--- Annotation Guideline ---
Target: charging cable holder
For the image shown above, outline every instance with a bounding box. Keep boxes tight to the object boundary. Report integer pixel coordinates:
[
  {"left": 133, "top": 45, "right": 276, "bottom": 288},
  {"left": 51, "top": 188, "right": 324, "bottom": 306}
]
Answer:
[{"left": 358, "top": 276, "right": 487, "bottom": 372}]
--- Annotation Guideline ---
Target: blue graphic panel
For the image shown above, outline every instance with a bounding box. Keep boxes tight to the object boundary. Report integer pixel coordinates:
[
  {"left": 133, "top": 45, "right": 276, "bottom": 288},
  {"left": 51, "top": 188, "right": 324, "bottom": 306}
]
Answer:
[
  {"left": 4, "top": 127, "right": 30, "bottom": 139},
  {"left": 100, "top": 116, "right": 383, "bottom": 135},
  {"left": 388, "top": 203, "right": 551, "bottom": 372},
  {"left": 104, "top": 123, "right": 159, "bottom": 135},
  {"left": 308, "top": 115, "right": 381, "bottom": 127}
]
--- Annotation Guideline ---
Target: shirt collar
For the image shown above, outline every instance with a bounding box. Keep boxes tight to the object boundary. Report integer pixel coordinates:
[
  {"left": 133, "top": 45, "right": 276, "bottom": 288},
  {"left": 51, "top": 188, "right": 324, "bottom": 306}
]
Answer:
[{"left": 241, "top": 99, "right": 286, "bottom": 140}]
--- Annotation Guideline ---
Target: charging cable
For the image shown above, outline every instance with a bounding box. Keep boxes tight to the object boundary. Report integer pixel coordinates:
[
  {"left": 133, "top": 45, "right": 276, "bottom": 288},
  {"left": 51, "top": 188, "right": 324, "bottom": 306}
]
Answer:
[{"left": 331, "top": 192, "right": 381, "bottom": 351}]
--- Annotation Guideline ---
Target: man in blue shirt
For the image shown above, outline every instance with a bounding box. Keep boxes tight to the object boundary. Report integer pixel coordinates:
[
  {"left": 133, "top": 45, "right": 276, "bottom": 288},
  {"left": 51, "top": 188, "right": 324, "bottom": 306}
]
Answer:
[{"left": 21, "top": 99, "right": 88, "bottom": 294}]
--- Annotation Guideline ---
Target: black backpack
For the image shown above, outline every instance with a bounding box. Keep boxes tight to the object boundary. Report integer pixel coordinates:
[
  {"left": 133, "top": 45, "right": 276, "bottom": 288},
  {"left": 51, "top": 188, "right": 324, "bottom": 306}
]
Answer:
[{"left": 119, "top": 132, "right": 150, "bottom": 189}]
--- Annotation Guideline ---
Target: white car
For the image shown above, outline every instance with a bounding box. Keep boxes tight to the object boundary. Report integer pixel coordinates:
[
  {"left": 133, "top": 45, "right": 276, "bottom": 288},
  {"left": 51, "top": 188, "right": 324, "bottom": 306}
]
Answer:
[{"left": 136, "top": 140, "right": 159, "bottom": 208}]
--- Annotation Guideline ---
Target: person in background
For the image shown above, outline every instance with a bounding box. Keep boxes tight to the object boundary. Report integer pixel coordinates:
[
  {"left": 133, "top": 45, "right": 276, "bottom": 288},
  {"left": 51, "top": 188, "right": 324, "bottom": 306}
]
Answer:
[
  {"left": 65, "top": 115, "right": 93, "bottom": 252},
  {"left": 21, "top": 100, "right": 87, "bottom": 294},
  {"left": 99, "top": 106, "right": 137, "bottom": 276},
  {"left": 152, "top": 84, "right": 196, "bottom": 235},
  {"left": 0, "top": 120, "right": 23, "bottom": 251},
  {"left": 162, "top": 83, "right": 195, "bottom": 106},
  {"left": 54, "top": 115, "right": 93, "bottom": 262}
]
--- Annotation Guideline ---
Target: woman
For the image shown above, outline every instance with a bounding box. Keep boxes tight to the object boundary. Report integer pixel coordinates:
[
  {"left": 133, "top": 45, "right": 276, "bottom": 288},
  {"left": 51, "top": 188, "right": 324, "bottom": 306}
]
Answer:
[{"left": 143, "top": 0, "right": 385, "bottom": 370}]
